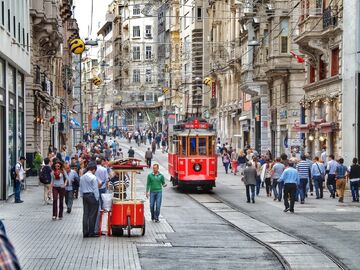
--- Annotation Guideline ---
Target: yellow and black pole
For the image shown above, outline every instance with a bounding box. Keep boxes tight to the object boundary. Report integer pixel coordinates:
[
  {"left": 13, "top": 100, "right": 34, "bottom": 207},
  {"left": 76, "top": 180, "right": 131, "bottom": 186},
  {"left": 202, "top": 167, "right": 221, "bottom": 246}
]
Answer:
[{"left": 69, "top": 38, "right": 85, "bottom": 137}]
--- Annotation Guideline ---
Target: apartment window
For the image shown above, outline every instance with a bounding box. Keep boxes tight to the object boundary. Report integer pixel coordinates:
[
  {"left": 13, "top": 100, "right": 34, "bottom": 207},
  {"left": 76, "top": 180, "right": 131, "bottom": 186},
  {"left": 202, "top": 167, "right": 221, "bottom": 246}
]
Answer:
[
  {"left": 145, "top": 69, "right": 152, "bottom": 82},
  {"left": 145, "top": 46, "right": 152, "bottom": 60},
  {"left": 0, "top": 59, "right": 4, "bottom": 89},
  {"left": 184, "top": 36, "right": 190, "bottom": 51},
  {"left": 133, "top": 46, "right": 140, "bottom": 60},
  {"left": 8, "top": 65, "right": 15, "bottom": 93},
  {"left": 1, "top": 1, "right": 4, "bottom": 26},
  {"left": 309, "top": 65, "right": 316, "bottom": 83},
  {"left": 145, "top": 25, "right": 152, "bottom": 37},
  {"left": 146, "top": 92, "right": 153, "bottom": 101},
  {"left": 133, "top": 69, "right": 140, "bottom": 83},
  {"left": 279, "top": 18, "right": 289, "bottom": 54},
  {"left": 139, "top": 93, "right": 145, "bottom": 101},
  {"left": 319, "top": 55, "right": 327, "bottom": 80},
  {"left": 133, "top": 5, "right": 140, "bottom": 15},
  {"left": 315, "top": 0, "right": 322, "bottom": 15},
  {"left": 133, "top": 26, "right": 140, "bottom": 37},
  {"left": 331, "top": 47, "right": 339, "bottom": 77},
  {"left": 184, "top": 12, "right": 189, "bottom": 29},
  {"left": 7, "top": 9, "right": 10, "bottom": 32},
  {"left": 197, "top": 7, "right": 202, "bottom": 20}
]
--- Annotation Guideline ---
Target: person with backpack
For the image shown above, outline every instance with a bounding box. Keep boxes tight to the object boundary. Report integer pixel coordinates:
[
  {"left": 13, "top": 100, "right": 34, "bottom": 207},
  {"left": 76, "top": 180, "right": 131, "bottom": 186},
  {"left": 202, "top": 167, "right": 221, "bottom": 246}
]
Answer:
[
  {"left": 13, "top": 157, "right": 27, "bottom": 203},
  {"left": 39, "top": 158, "right": 53, "bottom": 205}
]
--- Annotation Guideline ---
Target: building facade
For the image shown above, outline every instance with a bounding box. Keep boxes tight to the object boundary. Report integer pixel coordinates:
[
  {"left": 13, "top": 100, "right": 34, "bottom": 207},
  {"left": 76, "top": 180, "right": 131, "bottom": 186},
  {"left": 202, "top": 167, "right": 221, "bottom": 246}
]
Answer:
[
  {"left": 295, "top": 0, "right": 343, "bottom": 158},
  {"left": 27, "top": 0, "right": 79, "bottom": 164},
  {"left": 114, "top": 0, "right": 162, "bottom": 130},
  {"left": 0, "top": 0, "right": 31, "bottom": 199}
]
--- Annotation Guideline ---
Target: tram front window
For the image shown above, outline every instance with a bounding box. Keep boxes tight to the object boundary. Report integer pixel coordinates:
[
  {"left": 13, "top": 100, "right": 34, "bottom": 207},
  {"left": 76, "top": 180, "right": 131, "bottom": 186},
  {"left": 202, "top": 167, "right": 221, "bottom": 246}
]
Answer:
[
  {"left": 199, "top": 138, "right": 207, "bottom": 155},
  {"left": 190, "top": 137, "right": 197, "bottom": 155},
  {"left": 182, "top": 137, "right": 187, "bottom": 155}
]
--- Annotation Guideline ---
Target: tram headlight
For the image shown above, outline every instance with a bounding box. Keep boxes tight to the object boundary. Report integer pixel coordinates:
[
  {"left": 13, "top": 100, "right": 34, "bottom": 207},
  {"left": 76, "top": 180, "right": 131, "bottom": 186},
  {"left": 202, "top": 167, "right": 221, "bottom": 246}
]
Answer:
[{"left": 193, "top": 163, "right": 202, "bottom": 172}]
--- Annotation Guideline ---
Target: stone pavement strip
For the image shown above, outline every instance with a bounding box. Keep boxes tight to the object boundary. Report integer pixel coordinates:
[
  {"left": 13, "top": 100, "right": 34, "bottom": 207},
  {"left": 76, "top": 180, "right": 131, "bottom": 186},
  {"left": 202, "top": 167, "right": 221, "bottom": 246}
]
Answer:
[{"left": 0, "top": 175, "right": 174, "bottom": 270}]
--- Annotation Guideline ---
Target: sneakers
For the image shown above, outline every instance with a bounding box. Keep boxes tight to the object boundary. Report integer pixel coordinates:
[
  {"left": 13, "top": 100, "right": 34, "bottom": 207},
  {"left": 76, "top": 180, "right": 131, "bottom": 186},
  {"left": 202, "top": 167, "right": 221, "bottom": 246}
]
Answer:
[
  {"left": 52, "top": 216, "right": 57, "bottom": 220},
  {"left": 283, "top": 208, "right": 290, "bottom": 212},
  {"left": 15, "top": 200, "right": 23, "bottom": 203},
  {"left": 155, "top": 219, "right": 160, "bottom": 223}
]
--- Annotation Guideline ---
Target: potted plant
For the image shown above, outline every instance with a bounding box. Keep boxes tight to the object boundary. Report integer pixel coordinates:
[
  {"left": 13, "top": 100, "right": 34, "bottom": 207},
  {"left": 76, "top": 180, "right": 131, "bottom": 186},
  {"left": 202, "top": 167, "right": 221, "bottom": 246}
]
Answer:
[{"left": 32, "top": 152, "right": 43, "bottom": 176}]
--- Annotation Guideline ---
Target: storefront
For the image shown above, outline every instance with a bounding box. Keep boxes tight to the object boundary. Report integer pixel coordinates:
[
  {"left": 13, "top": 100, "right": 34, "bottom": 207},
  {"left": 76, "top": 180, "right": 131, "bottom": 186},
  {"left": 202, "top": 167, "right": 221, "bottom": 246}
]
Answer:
[{"left": 0, "top": 58, "right": 26, "bottom": 200}]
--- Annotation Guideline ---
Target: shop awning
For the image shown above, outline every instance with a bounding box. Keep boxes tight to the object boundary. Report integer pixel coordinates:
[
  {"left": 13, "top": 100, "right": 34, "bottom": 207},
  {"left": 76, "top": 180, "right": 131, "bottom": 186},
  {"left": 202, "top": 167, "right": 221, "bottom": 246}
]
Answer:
[{"left": 239, "top": 116, "right": 249, "bottom": 121}]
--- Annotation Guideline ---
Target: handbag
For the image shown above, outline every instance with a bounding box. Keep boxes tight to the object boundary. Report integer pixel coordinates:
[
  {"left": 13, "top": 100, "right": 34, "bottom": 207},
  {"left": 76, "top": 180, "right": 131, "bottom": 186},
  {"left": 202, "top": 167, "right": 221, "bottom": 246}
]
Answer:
[{"left": 316, "top": 163, "right": 324, "bottom": 181}]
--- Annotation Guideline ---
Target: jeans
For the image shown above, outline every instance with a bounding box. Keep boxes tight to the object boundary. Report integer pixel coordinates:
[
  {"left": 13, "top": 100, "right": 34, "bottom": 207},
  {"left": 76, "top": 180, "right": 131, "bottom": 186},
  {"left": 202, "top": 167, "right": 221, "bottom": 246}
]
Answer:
[
  {"left": 327, "top": 174, "right": 336, "bottom": 197},
  {"left": 256, "top": 176, "right": 261, "bottom": 196},
  {"left": 146, "top": 158, "right": 152, "bottom": 168},
  {"left": 277, "top": 181, "right": 284, "bottom": 201},
  {"left": 284, "top": 183, "right": 297, "bottom": 211},
  {"left": 350, "top": 181, "right": 359, "bottom": 201},
  {"left": 265, "top": 178, "right": 272, "bottom": 195},
  {"left": 95, "top": 188, "right": 107, "bottom": 233},
  {"left": 313, "top": 176, "right": 324, "bottom": 198},
  {"left": 246, "top": 184, "right": 255, "bottom": 202},
  {"left": 150, "top": 192, "right": 162, "bottom": 220},
  {"left": 52, "top": 187, "right": 65, "bottom": 218},
  {"left": 82, "top": 193, "right": 99, "bottom": 237},
  {"left": 272, "top": 179, "right": 279, "bottom": 199},
  {"left": 223, "top": 162, "right": 230, "bottom": 174},
  {"left": 14, "top": 180, "right": 21, "bottom": 202},
  {"left": 65, "top": 190, "right": 74, "bottom": 212},
  {"left": 299, "top": 178, "right": 308, "bottom": 202}
]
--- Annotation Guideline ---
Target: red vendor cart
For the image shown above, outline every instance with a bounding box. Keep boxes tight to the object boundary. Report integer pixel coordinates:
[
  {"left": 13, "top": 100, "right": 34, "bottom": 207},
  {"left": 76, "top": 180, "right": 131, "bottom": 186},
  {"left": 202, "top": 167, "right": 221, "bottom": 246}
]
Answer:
[{"left": 107, "top": 159, "right": 147, "bottom": 237}]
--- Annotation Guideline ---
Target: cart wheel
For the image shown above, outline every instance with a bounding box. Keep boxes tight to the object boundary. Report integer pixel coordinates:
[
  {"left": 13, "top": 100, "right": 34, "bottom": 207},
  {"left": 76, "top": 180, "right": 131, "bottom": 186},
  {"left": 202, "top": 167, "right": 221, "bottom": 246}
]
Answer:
[
  {"left": 112, "top": 226, "right": 124, "bottom": 237},
  {"left": 141, "top": 222, "right": 146, "bottom": 236},
  {"left": 127, "top": 216, "right": 131, "bottom": 237}
]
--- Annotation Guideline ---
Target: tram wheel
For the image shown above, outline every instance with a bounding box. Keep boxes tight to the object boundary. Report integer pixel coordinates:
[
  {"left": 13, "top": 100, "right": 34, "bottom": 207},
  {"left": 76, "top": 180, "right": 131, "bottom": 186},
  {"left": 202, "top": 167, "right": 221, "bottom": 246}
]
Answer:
[
  {"left": 127, "top": 216, "right": 131, "bottom": 237},
  {"left": 141, "top": 222, "right": 146, "bottom": 236},
  {"left": 112, "top": 226, "right": 124, "bottom": 237}
]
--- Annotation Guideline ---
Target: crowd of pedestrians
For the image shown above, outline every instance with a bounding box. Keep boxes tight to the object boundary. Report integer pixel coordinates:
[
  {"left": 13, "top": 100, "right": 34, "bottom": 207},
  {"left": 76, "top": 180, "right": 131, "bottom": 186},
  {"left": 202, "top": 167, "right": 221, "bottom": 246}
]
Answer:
[
  {"left": 219, "top": 142, "right": 360, "bottom": 213},
  {"left": 35, "top": 135, "right": 166, "bottom": 238}
]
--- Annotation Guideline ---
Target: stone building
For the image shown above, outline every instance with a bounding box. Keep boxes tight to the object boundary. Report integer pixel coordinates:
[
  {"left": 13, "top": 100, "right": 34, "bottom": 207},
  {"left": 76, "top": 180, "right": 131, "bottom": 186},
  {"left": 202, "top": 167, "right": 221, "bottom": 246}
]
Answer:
[
  {"left": 294, "top": 0, "right": 343, "bottom": 158},
  {"left": 0, "top": 0, "right": 31, "bottom": 199},
  {"left": 26, "top": 0, "right": 79, "bottom": 162},
  {"left": 113, "top": 0, "right": 162, "bottom": 130}
]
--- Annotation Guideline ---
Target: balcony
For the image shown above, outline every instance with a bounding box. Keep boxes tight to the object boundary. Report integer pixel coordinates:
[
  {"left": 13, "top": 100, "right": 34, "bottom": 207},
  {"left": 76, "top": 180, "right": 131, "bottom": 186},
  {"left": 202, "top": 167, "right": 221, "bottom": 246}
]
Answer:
[{"left": 294, "top": 7, "right": 341, "bottom": 58}]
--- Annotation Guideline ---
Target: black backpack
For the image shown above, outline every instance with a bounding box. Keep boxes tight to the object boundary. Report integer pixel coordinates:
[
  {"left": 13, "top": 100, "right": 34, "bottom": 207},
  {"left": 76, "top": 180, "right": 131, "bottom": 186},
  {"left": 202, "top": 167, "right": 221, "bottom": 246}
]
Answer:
[
  {"left": 10, "top": 163, "right": 19, "bottom": 181},
  {"left": 39, "top": 166, "right": 51, "bottom": 184}
]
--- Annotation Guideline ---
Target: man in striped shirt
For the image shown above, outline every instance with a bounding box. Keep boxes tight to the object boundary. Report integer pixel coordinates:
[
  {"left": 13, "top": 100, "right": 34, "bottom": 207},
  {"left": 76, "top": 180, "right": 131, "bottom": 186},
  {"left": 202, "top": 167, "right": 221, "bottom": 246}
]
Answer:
[{"left": 297, "top": 155, "right": 311, "bottom": 204}]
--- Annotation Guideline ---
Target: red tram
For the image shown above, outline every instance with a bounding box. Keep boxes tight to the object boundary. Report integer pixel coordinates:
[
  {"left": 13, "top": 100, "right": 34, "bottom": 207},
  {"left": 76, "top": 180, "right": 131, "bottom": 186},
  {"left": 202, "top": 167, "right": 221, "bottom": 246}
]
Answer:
[{"left": 168, "top": 118, "right": 217, "bottom": 190}]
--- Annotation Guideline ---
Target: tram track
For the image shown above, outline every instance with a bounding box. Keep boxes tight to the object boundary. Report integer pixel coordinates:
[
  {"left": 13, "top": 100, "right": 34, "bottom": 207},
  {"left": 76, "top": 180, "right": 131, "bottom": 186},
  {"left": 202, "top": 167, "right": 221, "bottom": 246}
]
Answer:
[{"left": 187, "top": 192, "right": 348, "bottom": 270}]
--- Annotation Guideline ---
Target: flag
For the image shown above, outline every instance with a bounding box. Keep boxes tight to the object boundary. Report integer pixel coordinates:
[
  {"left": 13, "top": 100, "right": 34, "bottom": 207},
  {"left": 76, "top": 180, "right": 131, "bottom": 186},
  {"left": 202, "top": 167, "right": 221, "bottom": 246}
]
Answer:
[{"left": 290, "top": 51, "right": 305, "bottom": 63}]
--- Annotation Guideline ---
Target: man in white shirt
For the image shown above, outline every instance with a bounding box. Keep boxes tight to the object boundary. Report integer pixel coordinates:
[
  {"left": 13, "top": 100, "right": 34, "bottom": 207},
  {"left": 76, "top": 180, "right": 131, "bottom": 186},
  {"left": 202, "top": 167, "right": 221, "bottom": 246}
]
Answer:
[{"left": 14, "top": 157, "right": 27, "bottom": 203}]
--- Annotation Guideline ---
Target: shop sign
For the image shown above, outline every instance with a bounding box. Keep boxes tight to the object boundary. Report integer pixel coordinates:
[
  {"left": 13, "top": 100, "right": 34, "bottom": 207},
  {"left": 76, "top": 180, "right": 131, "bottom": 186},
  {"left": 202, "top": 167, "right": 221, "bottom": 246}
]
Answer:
[{"left": 211, "top": 82, "right": 216, "bottom": 98}]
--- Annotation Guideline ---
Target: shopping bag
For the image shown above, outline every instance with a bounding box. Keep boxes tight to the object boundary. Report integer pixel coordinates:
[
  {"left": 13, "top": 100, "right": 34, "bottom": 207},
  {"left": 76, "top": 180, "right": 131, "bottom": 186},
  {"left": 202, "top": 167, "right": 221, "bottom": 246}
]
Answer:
[{"left": 101, "top": 193, "right": 113, "bottom": 212}]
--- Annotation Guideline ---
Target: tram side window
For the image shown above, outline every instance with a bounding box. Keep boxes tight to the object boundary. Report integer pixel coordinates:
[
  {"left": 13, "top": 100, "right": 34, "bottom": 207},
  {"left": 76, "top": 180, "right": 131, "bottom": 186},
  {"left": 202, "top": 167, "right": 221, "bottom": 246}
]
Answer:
[
  {"left": 190, "top": 137, "right": 197, "bottom": 155},
  {"left": 181, "top": 136, "right": 187, "bottom": 155},
  {"left": 199, "top": 138, "right": 207, "bottom": 155},
  {"left": 208, "top": 136, "right": 214, "bottom": 155}
]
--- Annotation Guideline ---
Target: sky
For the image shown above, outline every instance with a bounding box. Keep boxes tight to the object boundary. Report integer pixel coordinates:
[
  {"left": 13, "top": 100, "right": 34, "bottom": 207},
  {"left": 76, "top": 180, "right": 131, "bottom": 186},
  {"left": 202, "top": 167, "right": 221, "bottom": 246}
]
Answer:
[{"left": 73, "top": 0, "right": 112, "bottom": 39}]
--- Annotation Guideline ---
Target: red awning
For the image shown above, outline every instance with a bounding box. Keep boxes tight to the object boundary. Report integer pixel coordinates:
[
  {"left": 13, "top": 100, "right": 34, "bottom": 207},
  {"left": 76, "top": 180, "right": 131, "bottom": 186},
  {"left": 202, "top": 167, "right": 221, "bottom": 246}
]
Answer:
[{"left": 292, "top": 123, "right": 313, "bottom": 133}]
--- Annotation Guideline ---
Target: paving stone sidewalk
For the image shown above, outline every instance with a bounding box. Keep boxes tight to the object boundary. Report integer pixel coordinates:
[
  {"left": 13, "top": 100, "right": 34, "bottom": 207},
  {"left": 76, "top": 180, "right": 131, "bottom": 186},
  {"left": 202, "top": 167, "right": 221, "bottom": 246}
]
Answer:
[{"left": 0, "top": 171, "right": 174, "bottom": 270}]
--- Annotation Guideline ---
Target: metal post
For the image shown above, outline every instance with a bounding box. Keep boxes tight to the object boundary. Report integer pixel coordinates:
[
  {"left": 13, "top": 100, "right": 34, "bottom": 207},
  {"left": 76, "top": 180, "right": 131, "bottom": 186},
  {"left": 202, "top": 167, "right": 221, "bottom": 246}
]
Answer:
[{"left": 79, "top": 53, "right": 83, "bottom": 139}]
